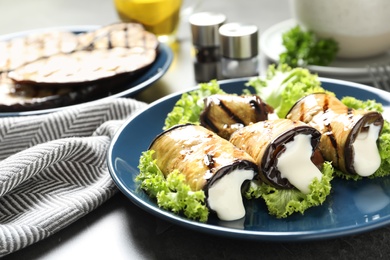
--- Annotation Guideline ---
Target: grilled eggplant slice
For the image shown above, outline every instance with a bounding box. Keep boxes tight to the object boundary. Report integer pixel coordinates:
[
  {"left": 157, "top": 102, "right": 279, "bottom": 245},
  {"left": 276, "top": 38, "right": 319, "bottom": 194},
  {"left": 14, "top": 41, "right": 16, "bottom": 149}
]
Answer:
[
  {"left": 287, "top": 93, "right": 384, "bottom": 177},
  {"left": 0, "top": 31, "right": 79, "bottom": 73},
  {"left": 149, "top": 124, "right": 258, "bottom": 221},
  {"left": 0, "top": 22, "right": 159, "bottom": 111},
  {"left": 77, "top": 22, "right": 159, "bottom": 50},
  {"left": 7, "top": 22, "right": 158, "bottom": 86},
  {"left": 200, "top": 94, "right": 276, "bottom": 139},
  {"left": 0, "top": 72, "right": 109, "bottom": 112},
  {"left": 8, "top": 47, "right": 156, "bottom": 85},
  {"left": 229, "top": 119, "right": 323, "bottom": 194}
]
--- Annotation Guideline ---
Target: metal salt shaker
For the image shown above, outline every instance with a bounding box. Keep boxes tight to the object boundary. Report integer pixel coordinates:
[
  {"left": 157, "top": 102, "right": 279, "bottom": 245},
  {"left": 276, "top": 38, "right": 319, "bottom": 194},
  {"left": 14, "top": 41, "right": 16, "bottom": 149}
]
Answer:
[
  {"left": 219, "top": 23, "right": 259, "bottom": 79},
  {"left": 189, "top": 12, "right": 227, "bottom": 82}
]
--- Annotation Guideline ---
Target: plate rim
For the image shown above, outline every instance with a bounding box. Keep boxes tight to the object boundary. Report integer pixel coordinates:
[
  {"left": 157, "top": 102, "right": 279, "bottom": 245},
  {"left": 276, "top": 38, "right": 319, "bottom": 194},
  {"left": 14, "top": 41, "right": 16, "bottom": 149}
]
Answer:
[
  {"left": 0, "top": 25, "right": 173, "bottom": 117},
  {"left": 260, "top": 19, "right": 390, "bottom": 77},
  {"left": 107, "top": 76, "right": 390, "bottom": 241}
]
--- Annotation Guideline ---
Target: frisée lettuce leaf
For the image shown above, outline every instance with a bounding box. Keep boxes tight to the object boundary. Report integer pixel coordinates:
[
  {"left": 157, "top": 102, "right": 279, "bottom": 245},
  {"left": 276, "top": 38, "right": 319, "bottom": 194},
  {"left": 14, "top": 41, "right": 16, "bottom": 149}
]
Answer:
[
  {"left": 137, "top": 150, "right": 209, "bottom": 222},
  {"left": 341, "top": 96, "right": 384, "bottom": 113},
  {"left": 246, "top": 64, "right": 332, "bottom": 118},
  {"left": 375, "top": 121, "right": 390, "bottom": 178},
  {"left": 163, "top": 80, "right": 225, "bottom": 130},
  {"left": 137, "top": 63, "right": 390, "bottom": 223},
  {"left": 245, "top": 161, "right": 334, "bottom": 218}
]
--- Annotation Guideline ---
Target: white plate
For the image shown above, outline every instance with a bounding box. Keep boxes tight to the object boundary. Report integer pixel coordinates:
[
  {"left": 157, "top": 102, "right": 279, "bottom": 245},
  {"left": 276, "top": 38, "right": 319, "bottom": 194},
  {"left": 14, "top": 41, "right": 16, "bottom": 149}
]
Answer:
[{"left": 260, "top": 19, "right": 390, "bottom": 78}]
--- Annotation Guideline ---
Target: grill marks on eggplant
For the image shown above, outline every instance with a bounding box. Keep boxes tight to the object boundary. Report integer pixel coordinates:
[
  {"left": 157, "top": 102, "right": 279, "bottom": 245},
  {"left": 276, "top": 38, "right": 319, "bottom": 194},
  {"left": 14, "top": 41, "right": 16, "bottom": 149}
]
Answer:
[
  {"left": 78, "top": 23, "right": 158, "bottom": 51},
  {"left": 204, "top": 154, "right": 216, "bottom": 169},
  {"left": 149, "top": 124, "right": 258, "bottom": 192},
  {"left": 200, "top": 94, "right": 274, "bottom": 139},
  {"left": 229, "top": 119, "right": 323, "bottom": 189},
  {"left": 0, "top": 31, "right": 79, "bottom": 73},
  {"left": 0, "top": 72, "right": 99, "bottom": 112},
  {"left": 8, "top": 23, "right": 158, "bottom": 85},
  {"left": 220, "top": 99, "right": 246, "bottom": 124},
  {"left": 287, "top": 93, "right": 384, "bottom": 175},
  {"left": 315, "top": 96, "right": 340, "bottom": 167},
  {"left": 0, "top": 23, "right": 158, "bottom": 111},
  {"left": 8, "top": 48, "right": 156, "bottom": 85}
]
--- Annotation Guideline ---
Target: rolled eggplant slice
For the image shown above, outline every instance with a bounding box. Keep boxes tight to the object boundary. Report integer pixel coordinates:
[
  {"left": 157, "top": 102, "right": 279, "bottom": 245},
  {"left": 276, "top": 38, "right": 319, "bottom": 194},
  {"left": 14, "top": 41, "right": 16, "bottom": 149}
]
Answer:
[
  {"left": 200, "top": 94, "right": 276, "bottom": 139},
  {"left": 229, "top": 119, "right": 324, "bottom": 194},
  {"left": 287, "top": 93, "right": 384, "bottom": 177},
  {"left": 149, "top": 124, "right": 258, "bottom": 221}
]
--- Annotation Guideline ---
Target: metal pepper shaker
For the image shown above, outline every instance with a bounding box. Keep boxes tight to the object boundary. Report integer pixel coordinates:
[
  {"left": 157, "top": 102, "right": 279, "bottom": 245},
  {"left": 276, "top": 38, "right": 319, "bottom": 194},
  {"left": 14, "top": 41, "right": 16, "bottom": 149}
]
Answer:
[
  {"left": 189, "top": 12, "right": 227, "bottom": 82},
  {"left": 219, "top": 23, "right": 259, "bottom": 79}
]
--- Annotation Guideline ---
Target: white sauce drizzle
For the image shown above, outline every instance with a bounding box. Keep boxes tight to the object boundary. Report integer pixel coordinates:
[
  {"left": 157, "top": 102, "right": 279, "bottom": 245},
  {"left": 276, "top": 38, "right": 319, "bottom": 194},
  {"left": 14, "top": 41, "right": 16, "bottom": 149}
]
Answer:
[
  {"left": 277, "top": 134, "right": 322, "bottom": 194},
  {"left": 207, "top": 169, "right": 255, "bottom": 221},
  {"left": 352, "top": 124, "right": 381, "bottom": 177},
  {"left": 267, "top": 112, "right": 279, "bottom": 120}
]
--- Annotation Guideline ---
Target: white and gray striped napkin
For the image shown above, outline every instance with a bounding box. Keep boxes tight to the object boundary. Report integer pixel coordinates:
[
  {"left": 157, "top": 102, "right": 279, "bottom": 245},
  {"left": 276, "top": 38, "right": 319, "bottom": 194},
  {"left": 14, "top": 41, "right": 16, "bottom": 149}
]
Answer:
[{"left": 0, "top": 98, "right": 146, "bottom": 257}]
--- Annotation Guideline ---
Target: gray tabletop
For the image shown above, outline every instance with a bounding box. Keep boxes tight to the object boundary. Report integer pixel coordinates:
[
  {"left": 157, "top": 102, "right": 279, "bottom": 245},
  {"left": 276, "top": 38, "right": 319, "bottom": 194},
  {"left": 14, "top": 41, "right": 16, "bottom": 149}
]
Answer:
[{"left": 1, "top": 0, "right": 390, "bottom": 259}]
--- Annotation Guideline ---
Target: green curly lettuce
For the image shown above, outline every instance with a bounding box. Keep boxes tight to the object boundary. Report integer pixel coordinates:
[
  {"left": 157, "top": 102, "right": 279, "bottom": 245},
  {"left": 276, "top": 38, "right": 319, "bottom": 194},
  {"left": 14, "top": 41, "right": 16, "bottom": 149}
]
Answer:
[
  {"left": 245, "top": 161, "right": 334, "bottom": 218},
  {"left": 279, "top": 25, "right": 339, "bottom": 67},
  {"left": 163, "top": 80, "right": 225, "bottom": 130},
  {"left": 247, "top": 65, "right": 390, "bottom": 181},
  {"left": 246, "top": 64, "right": 332, "bottom": 118},
  {"left": 137, "top": 150, "right": 209, "bottom": 222},
  {"left": 341, "top": 96, "right": 384, "bottom": 113},
  {"left": 138, "top": 65, "right": 390, "bottom": 222},
  {"left": 376, "top": 121, "right": 390, "bottom": 178}
]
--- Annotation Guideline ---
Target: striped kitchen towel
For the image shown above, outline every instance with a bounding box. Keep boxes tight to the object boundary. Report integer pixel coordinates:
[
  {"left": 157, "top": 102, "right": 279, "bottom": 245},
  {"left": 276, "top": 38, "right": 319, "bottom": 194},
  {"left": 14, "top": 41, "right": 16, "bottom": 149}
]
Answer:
[{"left": 0, "top": 98, "right": 146, "bottom": 257}]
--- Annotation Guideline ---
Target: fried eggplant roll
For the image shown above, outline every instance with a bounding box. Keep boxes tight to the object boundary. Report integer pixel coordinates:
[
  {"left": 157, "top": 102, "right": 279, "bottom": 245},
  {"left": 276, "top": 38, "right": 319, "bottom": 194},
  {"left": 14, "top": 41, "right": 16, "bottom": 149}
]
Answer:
[
  {"left": 229, "top": 119, "right": 324, "bottom": 194},
  {"left": 287, "top": 93, "right": 384, "bottom": 177},
  {"left": 200, "top": 94, "right": 276, "bottom": 139},
  {"left": 149, "top": 124, "right": 258, "bottom": 221}
]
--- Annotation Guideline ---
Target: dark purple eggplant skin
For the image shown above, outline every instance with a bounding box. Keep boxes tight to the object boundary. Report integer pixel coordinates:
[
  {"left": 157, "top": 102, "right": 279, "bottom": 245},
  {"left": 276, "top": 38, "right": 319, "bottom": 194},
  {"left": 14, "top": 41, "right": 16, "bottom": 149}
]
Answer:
[
  {"left": 229, "top": 119, "right": 323, "bottom": 189},
  {"left": 200, "top": 94, "right": 274, "bottom": 139},
  {"left": 287, "top": 92, "right": 384, "bottom": 176},
  {"left": 0, "top": 22, "right": 160, "bottom": 112},
  {"left": 261, "top": 125, "right": 323, "bottom": 189},
  {"left": 7, "top": 23, "right": 159, "bottom": 87},
  {"left": 148, "top": 124, "right": 258, "bottom": 193},
  {"left": 343, "top": 112, "right": 383, "bottom": 174},
  {"left": 0, "top": 68, "right": 147, "bottom": 112}
]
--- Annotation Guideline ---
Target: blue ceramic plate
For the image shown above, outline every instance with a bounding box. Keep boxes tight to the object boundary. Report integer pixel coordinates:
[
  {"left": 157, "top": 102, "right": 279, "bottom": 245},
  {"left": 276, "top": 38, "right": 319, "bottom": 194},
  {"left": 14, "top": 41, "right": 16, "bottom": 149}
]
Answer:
[
  {"left": 108, "top": 77, "right": 390, "bottom": 241},
  {"left": 0, "top": 26, "right": 173, "bottom": 117}
]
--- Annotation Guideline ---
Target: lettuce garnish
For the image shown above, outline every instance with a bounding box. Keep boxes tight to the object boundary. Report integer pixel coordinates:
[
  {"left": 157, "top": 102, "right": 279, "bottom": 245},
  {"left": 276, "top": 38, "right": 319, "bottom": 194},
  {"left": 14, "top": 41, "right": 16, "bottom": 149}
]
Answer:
[
  {"left": 247, "top": 65, "right": 390, "bottom": 181},
  {"left": 376, "top": 121, "right": 390, "bottom": 178},
  {"left": 246, "top": 64, "right": 331, "bottom": 118},
  {"left": 137, "top": 150, "right": 209, "bottom": 222},
  {"left": 341, "top": 96, "right": 384, "bottom": 113},
  {"left": 137, "top": 63, "right": 390, "bottom": 222},
  {"left": 163, "top": 80, "right": 225, "bottom": 130},
  {"left": 279, "top": 25, "right": 338, "bottom": 67},
  {"left": 245, "top": 161, "right": 334, "bottom": 218}
]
